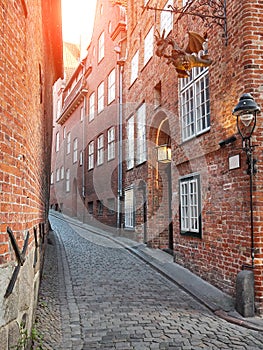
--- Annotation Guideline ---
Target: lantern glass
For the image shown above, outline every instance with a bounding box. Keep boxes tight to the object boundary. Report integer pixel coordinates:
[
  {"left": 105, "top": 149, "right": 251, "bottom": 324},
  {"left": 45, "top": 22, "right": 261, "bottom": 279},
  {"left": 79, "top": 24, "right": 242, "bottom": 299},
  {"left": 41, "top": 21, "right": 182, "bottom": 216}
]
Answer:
[
  {"left": 157, "top": 144, "right": 171, "bottom": 163},
  {"left": 239, "top": 113, "right": 254, "bottom": 127}
]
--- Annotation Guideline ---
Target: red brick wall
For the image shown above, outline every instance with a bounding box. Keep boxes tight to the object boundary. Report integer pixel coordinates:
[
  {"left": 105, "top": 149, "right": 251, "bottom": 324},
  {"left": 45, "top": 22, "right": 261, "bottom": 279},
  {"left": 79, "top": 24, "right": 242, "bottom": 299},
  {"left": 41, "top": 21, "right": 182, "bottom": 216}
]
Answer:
[
  {"left": 50, "top": 0, "right": 126, "bottom": 230},
  {"left": 123, "top": 0, "right": 263, "bottom": 314},
  {"left": 0, "top": 0, "right": 62, "bottom": 346}
]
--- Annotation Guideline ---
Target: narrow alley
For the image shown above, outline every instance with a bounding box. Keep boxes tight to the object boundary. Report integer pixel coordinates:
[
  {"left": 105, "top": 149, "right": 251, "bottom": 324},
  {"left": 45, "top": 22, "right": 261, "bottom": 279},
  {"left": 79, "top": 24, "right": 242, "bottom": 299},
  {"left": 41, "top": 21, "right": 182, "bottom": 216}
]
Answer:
[{"left": 34, "top": 212, "right": 263, "bottom": 350}]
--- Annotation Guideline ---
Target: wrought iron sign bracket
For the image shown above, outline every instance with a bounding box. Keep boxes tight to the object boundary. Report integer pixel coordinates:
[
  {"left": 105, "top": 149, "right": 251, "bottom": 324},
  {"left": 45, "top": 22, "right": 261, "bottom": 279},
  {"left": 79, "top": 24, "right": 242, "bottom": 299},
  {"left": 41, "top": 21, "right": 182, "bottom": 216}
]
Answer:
[
  {"left": 4, "top": 227, "right": 30, "bottom": 298},
  {"left": 144, "top": 0, "right": 227, "bottom": 45}
]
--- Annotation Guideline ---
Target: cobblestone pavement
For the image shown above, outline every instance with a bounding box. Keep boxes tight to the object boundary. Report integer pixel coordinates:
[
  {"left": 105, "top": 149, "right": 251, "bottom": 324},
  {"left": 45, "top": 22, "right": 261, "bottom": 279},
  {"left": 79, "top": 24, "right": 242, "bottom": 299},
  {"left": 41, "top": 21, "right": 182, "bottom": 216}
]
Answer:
[{"left": 35, "top": 215, "right": 263, "bottom": 349}]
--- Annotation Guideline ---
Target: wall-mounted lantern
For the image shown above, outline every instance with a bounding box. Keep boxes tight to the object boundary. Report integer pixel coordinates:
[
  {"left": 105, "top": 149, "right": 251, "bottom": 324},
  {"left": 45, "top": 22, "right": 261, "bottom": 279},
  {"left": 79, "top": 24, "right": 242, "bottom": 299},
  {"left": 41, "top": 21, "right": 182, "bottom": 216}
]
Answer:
[
  {"left": 232, "top": 93, "right": 260, "bottom": 270},
  {"left": 156, "top": 144, "right": 172, "bottom": 163},
  {"left": 233, "top": 93, "right": 260, "bottom": 142}
]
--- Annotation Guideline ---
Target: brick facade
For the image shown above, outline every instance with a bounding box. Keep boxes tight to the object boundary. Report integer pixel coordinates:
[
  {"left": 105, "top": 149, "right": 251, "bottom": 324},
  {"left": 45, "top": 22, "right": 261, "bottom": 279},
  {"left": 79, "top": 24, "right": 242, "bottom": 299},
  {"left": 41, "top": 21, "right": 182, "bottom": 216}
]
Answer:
[
  {"left": 50, "top": 0, "right": 263, "bottom": 315},
  {"left": 50, "top": 0, "right": 126, "bottom": 229},
  {"left": 0, "top": 0, "right": 63, "bottom": 347},
  {"left": 122, "top": 0, "right": 263, "bottom": 315}
]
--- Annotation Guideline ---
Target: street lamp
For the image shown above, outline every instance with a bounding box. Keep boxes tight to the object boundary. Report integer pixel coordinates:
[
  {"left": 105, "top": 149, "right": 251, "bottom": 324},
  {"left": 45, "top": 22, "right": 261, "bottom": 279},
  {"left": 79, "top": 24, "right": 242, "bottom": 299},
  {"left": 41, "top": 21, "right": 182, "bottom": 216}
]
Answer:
[{"left": 232, "top": 93, "right": 261, "bottom": 268}]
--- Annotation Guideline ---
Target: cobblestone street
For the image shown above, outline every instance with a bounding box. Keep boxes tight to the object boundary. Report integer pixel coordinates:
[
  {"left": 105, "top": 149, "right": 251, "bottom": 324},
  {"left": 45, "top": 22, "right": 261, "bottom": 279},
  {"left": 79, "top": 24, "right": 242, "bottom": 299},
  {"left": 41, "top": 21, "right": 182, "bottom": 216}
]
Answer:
[{"left": 35, "top": 214, "right": 263, "bottom": 349}]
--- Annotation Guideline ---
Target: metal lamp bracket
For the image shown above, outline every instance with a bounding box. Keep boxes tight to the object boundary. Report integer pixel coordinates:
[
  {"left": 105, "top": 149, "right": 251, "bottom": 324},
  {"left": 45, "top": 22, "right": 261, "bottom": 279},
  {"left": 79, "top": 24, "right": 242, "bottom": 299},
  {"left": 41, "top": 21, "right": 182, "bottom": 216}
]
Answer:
[{"left": 144, "top": 0, "right": 228, "bottom": 45}]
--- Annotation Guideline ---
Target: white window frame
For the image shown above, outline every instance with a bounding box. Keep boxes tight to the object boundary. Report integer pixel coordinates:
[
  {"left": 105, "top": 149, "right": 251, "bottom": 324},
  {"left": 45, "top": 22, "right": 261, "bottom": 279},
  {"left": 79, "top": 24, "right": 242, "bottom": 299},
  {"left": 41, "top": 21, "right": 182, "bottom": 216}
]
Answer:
[
  {"left": 97, "top": 134, "right": 104, "bottom": 166},
  {"left": 136, "top": 103, "right": 147, "bottom": 165},
  {"left": 180, "top": 67, "right": 210, "bottom": 142},
  {"left": 50, "top": 172, "right": 54, "bottom": 185},
  {"left": 66, "top": 132, "right": 71, "bottom": 155},
  {"left": 63, "top": 126, "right": 66, "bottom": 139},
  {"left": 80, "top": 150, "right": 83, "bottom": 166},
  {"left": 98, "top": 31, "right": 105, "bottom": 62},
  {"left": 56, "top": 168, "right": 60, "bottom": 182},
  {"left": 88, "top": 141, "right": 94, "bottom": 170},
  {"left": 73, "top": 138, "right": 78, "bottom": 163},
  {"left": 130, "top": 51, "right": 139, "bottom": 85},
  {"left": 108, "top": 69, "right": 116, "bottom": 104},
  {"left": 144, "top": 26, "right": 154, "bottom": 66},
  {"left": 66, "top": 169, "right": 70, "bottom": 192},
  {"left": 108, "top": 127, "right": 115, "bottom": 161},
  {"left": 55, "top": 132, "right": 60, "bottom": 152},
  {"left": 126, "top": 116, "right": 134, "bottom": 170},
  {"left": 97, "top": 200, "right": 103, "bottom": 216},
  {"left": 60, "top": 166, "right": 64, "bottom": 179},
  {"left": 124, "top": 187, "right": 135, "bottom": 229},
  {"left": 89, "top": 93, "right": 95, "bottom": 121},
  {"left": 160, "top": 0, "right": 173, "bottom": 38},
  {"left": 80, "top": 106, "right": 84, "bottom": 122},
  {"left": 180, "top": 174, "right": 201, "bottom": 237},
  {"left": 98, "top": 82, "right": 104, "bottom": 114},
  {"left": 183, "top": 0, "right": 193, "bottom": 6}
]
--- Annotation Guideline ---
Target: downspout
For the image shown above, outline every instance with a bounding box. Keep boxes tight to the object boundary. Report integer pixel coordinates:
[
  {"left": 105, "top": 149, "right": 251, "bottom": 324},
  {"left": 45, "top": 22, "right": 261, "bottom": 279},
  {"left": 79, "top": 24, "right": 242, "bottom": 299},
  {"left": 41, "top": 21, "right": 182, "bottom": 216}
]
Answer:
[
  {"left": 80, "top": 61, "right": 88, "bottom": 222},
  {"left": 117, "top": 59, "right": 124, "bottom": 228}
]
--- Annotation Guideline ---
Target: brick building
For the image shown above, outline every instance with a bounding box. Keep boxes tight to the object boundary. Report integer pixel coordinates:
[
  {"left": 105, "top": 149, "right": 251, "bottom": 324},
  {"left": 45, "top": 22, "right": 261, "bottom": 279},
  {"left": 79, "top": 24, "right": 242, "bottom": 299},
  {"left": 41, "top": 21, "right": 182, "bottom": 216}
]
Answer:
[
  {"left": 0, "top": 0, "right": 63, "bottom": 347},
  {"left": 121, "top": 0, "right": 263, "bottom": 315},
  {"left": 50, "top": 41, "right": 80, "bottom": 212},
  {"left": 50, "top": 0, "right": 127, "bottom": 228}
]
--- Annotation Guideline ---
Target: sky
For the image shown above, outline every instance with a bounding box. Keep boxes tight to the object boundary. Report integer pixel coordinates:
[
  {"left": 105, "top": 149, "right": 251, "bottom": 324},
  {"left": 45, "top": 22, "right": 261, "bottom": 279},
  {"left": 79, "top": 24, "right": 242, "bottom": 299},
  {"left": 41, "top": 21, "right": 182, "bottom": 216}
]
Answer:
[{"left": 61, "top": 0, "right": 97, "bottom": 48}]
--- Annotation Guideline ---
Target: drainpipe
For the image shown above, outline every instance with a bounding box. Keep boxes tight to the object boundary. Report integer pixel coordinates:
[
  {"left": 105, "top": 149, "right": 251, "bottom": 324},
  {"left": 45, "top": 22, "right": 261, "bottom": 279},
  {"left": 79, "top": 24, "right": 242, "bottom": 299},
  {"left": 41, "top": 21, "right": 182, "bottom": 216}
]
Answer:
[
  {"left": 81, "top": 89, "right": 88, "bottom": 224},
  {"left": 80, "top": 62, "right": 88, "bottom": 222},
  {"left": 115, "top": 46, "right": 125, "bottom": 229}
]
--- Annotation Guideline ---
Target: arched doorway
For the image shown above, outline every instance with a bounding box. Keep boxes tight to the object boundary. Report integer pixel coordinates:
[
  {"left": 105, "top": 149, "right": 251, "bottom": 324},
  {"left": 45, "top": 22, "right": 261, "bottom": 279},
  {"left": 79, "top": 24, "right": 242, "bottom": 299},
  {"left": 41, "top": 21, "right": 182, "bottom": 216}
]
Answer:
[{"left": 151, "top": 111, "right": 173, "bottom": 254}]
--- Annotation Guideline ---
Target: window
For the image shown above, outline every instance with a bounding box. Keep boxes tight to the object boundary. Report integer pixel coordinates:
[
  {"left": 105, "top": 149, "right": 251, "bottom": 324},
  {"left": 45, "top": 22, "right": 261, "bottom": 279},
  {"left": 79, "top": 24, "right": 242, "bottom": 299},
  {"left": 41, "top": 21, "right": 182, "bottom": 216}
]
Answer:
[
  {"left": 63, "top": 126, "right": 66, "bottom": 139},
  {"left": 130, "top": 51, "right": 139, "bottom": 85},
  {"left": 55, "top": 132, "right": 60, "bottom": 152},
  {"left": 98, "top": 82, "right": 104, "bottom": 113},
  {"left": 180, "top": 67, "right": 210, "bottom": 141},
  {"left": 60, "top": 166, "right": 64, "bottom": 179},
  {"left": 97, "top": 134, "right": 104, "bottom": 165},
  {"left": 183, "top": 0, "right": 193, "bottom": 6},
  {"left": 108, "top": 127, "right": 115, "bottom": 160},
  {"left": 80, "top": 106, "right": 84, "bottom": 122},
  {"left": 108, "top": 21, "right": 112, "bottom": 34},
  {"left": 88, "top": 141, "right": 94, "bottom": 170},
  {"left": 98, "top": 31, "right": 104, "bottom": 62},
  {"left": 73, "top": 138, "right": 78, "bottom": 163},
  {"left": 56, "top": 98, "right": 62, "bottom": 119},
  {"left": 144, "top": 26, "right": 154, "bottom": 65},
  {"left": 56, "top": 168, "right": 60, "bottom": 182},
  {"left": 180, "top": 174, "right": 201, "bottom": 237},
  {"left": 66, "top": 132, "right": 71, "bottom": 154},
  {"left": 50, "top": 172, "right": 54, "bottom": 185},
  {"left": 136, "top": 103, "right": 147, "bottom": 165},
  {"left": 108, "top": 69, "right": 116, "bottom": 104},
  {"left": 154, "top": 82, "right": 162, "bottom": 108},
  {"left": 107, "top": 198, "right": 115, "bottom": 215},
  {"left": 88, "top": 201, "right": 94, "bottom": 214},
  {"left": 79, "top": 150, "right": 83, "bottom": 166},
  {"left": 160, "top": 0, "right": 173, "bottom": 37},
  {"left": 89, "top": 93, "right": 95, "bottom": 121},
  {"left": 97, "top": 200, "right": 103, "bottom": 216},
  {"left": 66, "top": 169, "right": 70, "bottom": 192},
  {"left": 126, "top": 116, "right": 134, "bottom": 169},
  {"left": 124, "top": 187, "right": 135, "bottom": 229}
]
